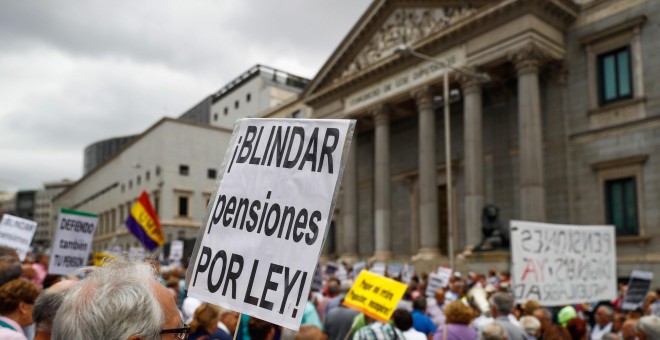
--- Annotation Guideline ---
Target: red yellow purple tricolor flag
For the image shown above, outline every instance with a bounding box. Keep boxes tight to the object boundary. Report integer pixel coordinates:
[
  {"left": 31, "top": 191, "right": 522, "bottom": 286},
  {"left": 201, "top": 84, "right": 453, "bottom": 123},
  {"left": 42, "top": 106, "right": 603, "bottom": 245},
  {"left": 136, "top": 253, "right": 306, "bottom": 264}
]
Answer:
[{"left": 125, "top": 191, "right": 164, "bottom": 251}]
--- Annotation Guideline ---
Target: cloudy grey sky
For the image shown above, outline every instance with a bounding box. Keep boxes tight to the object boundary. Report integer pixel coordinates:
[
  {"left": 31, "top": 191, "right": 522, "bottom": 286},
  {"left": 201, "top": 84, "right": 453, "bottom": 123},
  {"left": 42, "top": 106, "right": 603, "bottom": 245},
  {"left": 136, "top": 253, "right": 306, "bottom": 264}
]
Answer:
[{"left": 0, "top": 0, "right": 371, "bottom": 192}]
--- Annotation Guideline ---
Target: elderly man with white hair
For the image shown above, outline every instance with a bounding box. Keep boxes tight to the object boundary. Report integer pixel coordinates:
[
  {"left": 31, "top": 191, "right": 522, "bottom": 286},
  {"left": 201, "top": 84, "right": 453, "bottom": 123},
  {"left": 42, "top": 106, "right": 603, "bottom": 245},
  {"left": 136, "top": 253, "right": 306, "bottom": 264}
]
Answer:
[{"left": 52, "top": 257, "right": 188, "bottom": 340}]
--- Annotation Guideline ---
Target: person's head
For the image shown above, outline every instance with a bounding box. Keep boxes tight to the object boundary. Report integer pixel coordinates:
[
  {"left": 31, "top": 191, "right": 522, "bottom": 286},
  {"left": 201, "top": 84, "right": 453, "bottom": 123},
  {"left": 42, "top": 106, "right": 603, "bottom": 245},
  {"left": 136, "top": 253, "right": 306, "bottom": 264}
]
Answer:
[
  {"left": 481, "top": 322, "right": 506, "bottom": 340},
  {"left": 444, "top": 300, "right": 474, "bottom": 325},
  {"left": 52, "top": 257, "right": 185, "bottom": 340},
  {"left": 0, "top": 278, "right": 40, "bottom": 327},
  {"left": 489, "top": 292, "right": 514, "bottom": 317},
  {"left": 434, "top": 288, "right": 446, "bottom": 306},
  {"left": 295, "top": 325, "right": 326, "bottom": 340},
  {"left": 219, "top": 309, "right": 240, "bottom": 334},
  {"left": 522, "top": 300, "right": 540, "bottom": 316},
  {"left": 519, "top": 315, "right": 541, "bottom": 337},
  {"left": 392, "top": 309, "right": 414, "bottom": 331},
  {"left": 33, "top": 279, "right": 77, "bottom": 340},
  {"left": 595, "top": 305, "right": 615, "bottom": 327},
  {"left": 0, "top": 246, "right": 19, "bottom": 259},
  {"left": 0, "top": 255, "right": 22, "bottom": 286},
  {"left": 638, "top": 315, "right": 660, "bottom": 340},
  {"left": 601, "top": 333, "right": 620, "bottom": 340},
  {"left": 36, "top": 253, "right": 49, "bottom": 266},
  {"left": 566, "top": 317, "right": 587, "bottom": 340},
  {"left": 533, "top": 308, "right": 553, "bottom": 331},
  {"left": 190, "top": 303, "right": 220, "bottom": 334},
  {"left": 557, "top": 306, "right": 577, "bottom": 327},
  {"left": 247, "top": 318, "right": 275, "bottom": 340},
  {"left": 327, "top": 279, "right": 340, "bottom": 297},
  {"left": 413, "top": 295, "right": 427, "bottom": 312},
  {"left": 621, "top": 319, "right": 638, "bottom": 340},
  {"left": 612, "top": 312, "right": 627, "bottom": 332}
]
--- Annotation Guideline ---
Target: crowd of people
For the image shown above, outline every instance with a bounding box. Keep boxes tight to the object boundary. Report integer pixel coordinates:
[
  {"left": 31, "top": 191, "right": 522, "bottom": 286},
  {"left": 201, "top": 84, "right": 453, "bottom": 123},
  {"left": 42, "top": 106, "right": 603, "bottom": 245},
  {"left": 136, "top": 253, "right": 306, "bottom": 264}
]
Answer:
[{"left": 2, "top": 245, "right": 660, "bottom": 340}]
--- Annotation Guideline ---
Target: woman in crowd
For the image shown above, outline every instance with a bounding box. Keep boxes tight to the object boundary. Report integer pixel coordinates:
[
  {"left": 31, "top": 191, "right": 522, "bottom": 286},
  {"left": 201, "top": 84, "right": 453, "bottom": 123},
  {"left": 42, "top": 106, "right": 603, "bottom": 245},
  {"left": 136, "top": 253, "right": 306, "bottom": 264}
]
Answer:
[
  {"left": 0, "top": 278, "right": 40, "bottom": 340},
  {"left": 433, "top": 300, "right": 478, "bottom": 340},
  {"left": 189, "top": 303, "right": 222, "bottom": 340}
]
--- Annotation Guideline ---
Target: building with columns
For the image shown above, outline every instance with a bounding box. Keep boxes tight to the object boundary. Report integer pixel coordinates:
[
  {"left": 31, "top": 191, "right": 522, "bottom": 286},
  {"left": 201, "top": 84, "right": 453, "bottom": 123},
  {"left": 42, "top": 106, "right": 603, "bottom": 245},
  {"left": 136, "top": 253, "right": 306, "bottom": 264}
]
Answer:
[{"left": 303, "top": 0, "right": 660, "bottom": 278}]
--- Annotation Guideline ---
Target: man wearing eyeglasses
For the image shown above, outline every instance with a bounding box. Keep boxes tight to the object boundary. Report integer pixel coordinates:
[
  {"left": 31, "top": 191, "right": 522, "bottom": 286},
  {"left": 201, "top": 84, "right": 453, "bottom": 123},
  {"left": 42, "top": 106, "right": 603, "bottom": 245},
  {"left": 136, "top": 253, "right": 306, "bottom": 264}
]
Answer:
[{"left": 51, "top": 257, "right": 191, "bottom": 340}]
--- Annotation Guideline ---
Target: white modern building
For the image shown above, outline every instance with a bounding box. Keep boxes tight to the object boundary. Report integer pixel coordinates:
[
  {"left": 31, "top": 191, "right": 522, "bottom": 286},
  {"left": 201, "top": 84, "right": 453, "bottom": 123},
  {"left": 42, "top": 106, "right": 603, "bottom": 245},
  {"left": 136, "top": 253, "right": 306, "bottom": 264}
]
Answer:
[{"left": 33, "top": 180, "right": 73, "bottom": 250}]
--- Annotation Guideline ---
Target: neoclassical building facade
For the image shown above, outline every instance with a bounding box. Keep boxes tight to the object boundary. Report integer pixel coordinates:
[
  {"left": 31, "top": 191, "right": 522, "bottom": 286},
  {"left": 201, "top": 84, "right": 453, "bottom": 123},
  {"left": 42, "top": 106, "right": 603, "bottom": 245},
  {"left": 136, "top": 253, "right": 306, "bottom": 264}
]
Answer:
[{"left": 303, "top": 0, "right": 660, "bottom": 277}]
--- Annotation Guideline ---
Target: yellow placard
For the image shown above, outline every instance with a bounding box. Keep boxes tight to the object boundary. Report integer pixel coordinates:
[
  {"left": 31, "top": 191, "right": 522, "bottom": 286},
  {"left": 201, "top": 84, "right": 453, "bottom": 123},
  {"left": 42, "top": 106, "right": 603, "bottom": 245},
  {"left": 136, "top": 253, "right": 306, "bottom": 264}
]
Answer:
[
  {"left": 93, "top": 252, "right": 117, "bottom": 267},
  {"left": 342, "top": 270, "right": 408, "bottom": 323}
]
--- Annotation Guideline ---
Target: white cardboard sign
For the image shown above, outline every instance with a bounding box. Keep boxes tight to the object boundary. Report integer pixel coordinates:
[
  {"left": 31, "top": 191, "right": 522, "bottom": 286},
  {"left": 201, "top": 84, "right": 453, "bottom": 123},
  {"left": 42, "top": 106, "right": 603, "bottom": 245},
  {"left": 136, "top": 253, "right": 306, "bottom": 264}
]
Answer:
[
  {"left": 510, "top": 220, "right": 617, "bottom": 306},
  {"left": 186, "top": 118, "right": 354, "bottom": 330},
  {"left": 170, "top": 240, "right": 184, "bottom": 261},
  {"left": 49, "top": 209, "right": 98, "bottom": 275},
  {"left": 0, "top": 214, "right": 38, "bottom": 260}
]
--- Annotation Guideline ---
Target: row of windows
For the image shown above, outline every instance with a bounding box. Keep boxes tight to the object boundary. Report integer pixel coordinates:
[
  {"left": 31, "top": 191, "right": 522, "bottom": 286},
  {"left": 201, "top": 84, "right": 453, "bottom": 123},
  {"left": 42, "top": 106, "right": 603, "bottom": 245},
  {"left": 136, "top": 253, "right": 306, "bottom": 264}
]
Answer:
[
  {"left": 120, "top": 166, "right": 160, "bottom": 193},
  {"left": 213, "top": 93, "right": 252, "bottom": 121}
]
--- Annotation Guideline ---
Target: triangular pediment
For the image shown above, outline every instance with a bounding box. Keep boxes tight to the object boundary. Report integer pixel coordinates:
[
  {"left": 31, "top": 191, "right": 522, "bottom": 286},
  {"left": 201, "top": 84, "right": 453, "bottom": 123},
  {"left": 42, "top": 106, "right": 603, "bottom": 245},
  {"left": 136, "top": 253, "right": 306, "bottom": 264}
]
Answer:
[{"left": 305, "top": 0, "right": 490, "bottom": 102}]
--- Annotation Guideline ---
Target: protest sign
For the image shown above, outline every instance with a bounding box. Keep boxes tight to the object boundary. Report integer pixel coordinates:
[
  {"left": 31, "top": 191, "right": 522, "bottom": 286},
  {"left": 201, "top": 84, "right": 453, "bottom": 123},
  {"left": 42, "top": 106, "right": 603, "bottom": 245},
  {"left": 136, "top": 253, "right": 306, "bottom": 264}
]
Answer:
[
  {"left": 437, "top": 267, "right": 452, "bottom": 285},
  {"left": 622, "top": 270, "right": 653, "bottom": 311},
  {"left": 93, "top": 252, "right": 117, "bottom": 266},
  {"left": 186, "top": 118, "right": 355, "bottom": 330},
  {"left": 325, "top": 262, "right": 339, "bottom": 277},
  {"left": 510, "top": 221, "right": 617, "bottom": 306},
  {"left": 48, "top": 209, "right": 97, "bottom": 275},
  {"left": 387, "top": 262, "right": 403, "bottom": 279},
  {"left": 336, "top": 264, "right": 348, "bottom": 281},
  {"left": 311, "top": 263, "right": 323, "bottom": 292},
  {"left": 426, "top": 272, "right": 448, "bottom": 297},
  {"left": 370, "top": 262, "right": 386, "bottom": 276},
  {"left": 0, "top": 214, "right": 37, "bottom": 260},
  {"left": 402, "top": 264, "right": 415, "bottom": 284},
  {"left": 170, "top": 240, "right": 184, "bottom": 261},
  {"left": 343, "top": 270, "right": 407, "bottom": 323}
]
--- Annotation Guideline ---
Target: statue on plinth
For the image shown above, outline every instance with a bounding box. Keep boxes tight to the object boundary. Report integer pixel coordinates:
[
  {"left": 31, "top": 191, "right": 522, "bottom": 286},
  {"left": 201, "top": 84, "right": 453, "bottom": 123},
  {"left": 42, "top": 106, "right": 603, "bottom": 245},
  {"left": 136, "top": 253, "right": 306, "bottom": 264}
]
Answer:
[{"left": 474, "top": 204, "right": 509, "bottom": 251}]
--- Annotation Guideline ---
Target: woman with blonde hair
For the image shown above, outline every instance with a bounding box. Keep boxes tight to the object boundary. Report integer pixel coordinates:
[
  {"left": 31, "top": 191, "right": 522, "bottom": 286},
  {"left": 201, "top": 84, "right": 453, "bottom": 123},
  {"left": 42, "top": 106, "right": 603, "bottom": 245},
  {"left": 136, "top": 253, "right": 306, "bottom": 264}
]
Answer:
[
  {"left": 0, "top": 278, "right": 40, "bottom": 340},
  {"left": 189, "top": 303, "right": 223, "bottom": 340},
  {"left": 433, "top": 300, "right": 478, "bottom": 340}
]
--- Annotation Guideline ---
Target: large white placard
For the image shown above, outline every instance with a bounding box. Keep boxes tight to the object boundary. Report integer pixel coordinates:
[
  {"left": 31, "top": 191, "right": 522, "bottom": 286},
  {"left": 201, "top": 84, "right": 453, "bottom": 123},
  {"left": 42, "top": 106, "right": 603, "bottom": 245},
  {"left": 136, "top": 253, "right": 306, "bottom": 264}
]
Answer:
[
  {"left": 49, "top": 209, "right": 98, "bottom": 275},
  {"left": 186, "top": 118, "right": 354, "bottom": 330},
  {"left": 510, "top": 221, "right": 617, "bottom": 306},
  {"left": 0, "top": 214, "right": 37, "bottom": 260},
  {"left": 170, "top": 240, "right": 184, "bottom": 261}
]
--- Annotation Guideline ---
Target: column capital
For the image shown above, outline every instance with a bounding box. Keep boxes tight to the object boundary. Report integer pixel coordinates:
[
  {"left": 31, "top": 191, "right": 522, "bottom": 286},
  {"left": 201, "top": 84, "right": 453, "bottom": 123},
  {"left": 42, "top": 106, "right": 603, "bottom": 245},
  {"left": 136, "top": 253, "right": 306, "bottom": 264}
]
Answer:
[
  {"left": 412, "top": 86, "right": 435, "bottom": 111},
  {"left": 369, "top": 104, "right": 391, "bottom": 126},
  {"left": 508, "top": 43, "right": 550, "bottom": 76},
  {"left": 457, "top": 67, "right": 484, "bottom": 95}
]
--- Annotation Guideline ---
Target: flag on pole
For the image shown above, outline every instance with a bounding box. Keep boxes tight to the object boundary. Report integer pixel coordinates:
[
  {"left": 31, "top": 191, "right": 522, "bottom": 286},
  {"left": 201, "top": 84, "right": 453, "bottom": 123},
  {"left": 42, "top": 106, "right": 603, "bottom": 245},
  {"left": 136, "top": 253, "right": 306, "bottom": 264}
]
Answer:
[{"left": 125, "top": 191, "right": 164, "bottom": 251}]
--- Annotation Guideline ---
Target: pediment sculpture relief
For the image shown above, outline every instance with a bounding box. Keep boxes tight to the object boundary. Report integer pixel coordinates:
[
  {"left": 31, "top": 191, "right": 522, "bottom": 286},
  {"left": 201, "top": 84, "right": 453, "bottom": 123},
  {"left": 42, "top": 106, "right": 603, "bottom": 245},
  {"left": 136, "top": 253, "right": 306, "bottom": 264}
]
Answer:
[{"left": 340, "top": 6, "right": 477, "bottom": 79}]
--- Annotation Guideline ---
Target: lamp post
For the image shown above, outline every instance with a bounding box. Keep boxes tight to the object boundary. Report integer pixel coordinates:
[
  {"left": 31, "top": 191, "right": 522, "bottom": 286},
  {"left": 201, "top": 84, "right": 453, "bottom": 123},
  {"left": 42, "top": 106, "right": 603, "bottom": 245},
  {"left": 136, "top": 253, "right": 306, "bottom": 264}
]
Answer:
[{"left": 395, "top": 45, "right": 488, "bottom": 270}]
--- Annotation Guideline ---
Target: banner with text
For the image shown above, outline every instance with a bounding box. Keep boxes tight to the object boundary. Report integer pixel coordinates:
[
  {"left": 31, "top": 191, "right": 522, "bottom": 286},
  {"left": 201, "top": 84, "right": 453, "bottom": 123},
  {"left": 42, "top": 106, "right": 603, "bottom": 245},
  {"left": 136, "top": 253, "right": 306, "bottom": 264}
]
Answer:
[
  {"left": 342, "top": 270, "right": 407, "bottom": 323},
  {"left": 0, "top": 214, "right": 37, "bottom": 260},
  {"left": 49, "top": 209, "right": 98, "bottom": 275},
  {"left": 510, "top": 221, "right": 616, "bottom": 306},
  {"left": 186, "top": 118, "right": 354, "bottom": 330},
  {"left": 622, "top": 270, "right": 653, "bottom": 311}
]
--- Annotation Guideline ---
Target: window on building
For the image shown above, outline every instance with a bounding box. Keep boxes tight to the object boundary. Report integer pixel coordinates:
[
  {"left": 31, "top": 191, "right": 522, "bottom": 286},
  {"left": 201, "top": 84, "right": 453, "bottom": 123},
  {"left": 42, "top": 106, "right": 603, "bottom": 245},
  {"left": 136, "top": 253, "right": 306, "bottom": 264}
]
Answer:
[
  {"left": 178, "top": 196, "right": 189, "bottom": 217},
  {"left": 598, "top": 46, "right": 632, "bottom": 105},
  {"left": 137, "top": 175, "right": 141, "bottom": 186},
  {"left": 146, "top": 171, "right": 150, "bottom": 181},
  {"left": 179, "top": 165, "right": 189, "bottom": 176},
  {"left": 224, "top": 107, "right": 228, "bottom": 115},
  {"left": 246, "top": 93, "right": 251, "bottom": 102},
  {"left": 235, "top": 100, "right": 239, "bottom": 109},
  {"left": 605, "top": 177, "right": 638, "bottom": 236},
  {"left": 207, "top": 168, "right": 217, "bottom": 179},
  {"left": 155, "top": 166, "right": 161, "bottom": 176},
  {"left": 154, "top": 193, "right": 160, "bottom": 214},
  {"left": 129, "top": 180, "right": 133, "bottom": 189},
  {"left": 214, "top": 113, "right": 218, "bottom": 121},
  {"left": 121, "top": 184, "right": 125, "bottom": 193},
  {"left": 291, "top": 110, "right": 302, "bottom": 119}
]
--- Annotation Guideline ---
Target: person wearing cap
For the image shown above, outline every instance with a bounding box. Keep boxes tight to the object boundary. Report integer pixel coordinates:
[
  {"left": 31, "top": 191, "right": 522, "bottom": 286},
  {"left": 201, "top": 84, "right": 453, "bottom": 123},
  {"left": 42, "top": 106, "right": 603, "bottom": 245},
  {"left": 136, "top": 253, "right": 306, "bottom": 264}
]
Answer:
[
  {"left": 638, "top": 315, "right": 660, "bottom": 340},
  {"left": 557, "top": 306, "right": 577, "bottom": 327}
]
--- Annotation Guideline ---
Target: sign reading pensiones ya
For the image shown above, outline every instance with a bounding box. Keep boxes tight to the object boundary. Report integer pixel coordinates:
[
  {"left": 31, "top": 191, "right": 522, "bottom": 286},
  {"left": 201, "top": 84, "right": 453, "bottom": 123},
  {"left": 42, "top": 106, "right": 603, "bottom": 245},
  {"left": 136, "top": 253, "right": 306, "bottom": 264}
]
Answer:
[
  {"left": 510, "top": 221, "right": 617, "bottom": 306},
  {"left": 49, "top": 209, "right": 98, "bottom": 275},
  {"left": 187, "top": 118, "right": 354, "bottom": 331},
  {"left": 0, "top": 214, "right": 38, "bottom": 261}
]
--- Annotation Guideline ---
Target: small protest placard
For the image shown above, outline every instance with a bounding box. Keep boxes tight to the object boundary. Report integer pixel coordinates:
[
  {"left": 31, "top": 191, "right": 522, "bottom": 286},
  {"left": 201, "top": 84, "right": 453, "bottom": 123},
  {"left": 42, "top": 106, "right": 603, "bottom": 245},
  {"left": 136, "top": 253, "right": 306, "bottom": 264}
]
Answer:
[
  {"left": 170, "top": 240, "right": 184, "bottom": 261},
  {"left": 387, "top": 262, "right": 403, "bottom": 279},
  {"left": 49, "top": 209, "right": 98, "bottom": 275},
  {"left": 402, "top": 264, "right": 415, "bottom": 284},
  {"left": 343, "top": 270, "right": 407, "bottom": 323},
  {"left": 510, "top": 221, "right": 617, "bottom": 306},
  {"left": 186, "top": 118, "right": 355, "bottom": 330},
  {"left": 0, "top": 214, "right": 37, "bottom": 260},
  {"left": 325, "top": 262, "right": 339, "bottom": 277},
  {"left": 622, "top": 271, "right": 653, "bottom": 311},
  {"left": 426, "top": 272, "right": 447, "bottom": 297},
  {"left": 370, "top": 262, "right": 386, "bottom": 276},
  {"left": 437, "top": 267, "right": 452, "bottom": 285},
  {"left": 336, "top": 264, "right": 348, "bottom": 281}
]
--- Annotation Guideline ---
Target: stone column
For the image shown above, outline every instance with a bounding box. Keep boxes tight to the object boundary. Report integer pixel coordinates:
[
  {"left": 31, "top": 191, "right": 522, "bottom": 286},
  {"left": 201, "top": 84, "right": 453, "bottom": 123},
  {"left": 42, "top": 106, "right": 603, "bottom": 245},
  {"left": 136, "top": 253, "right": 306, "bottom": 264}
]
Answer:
[
  {"left": 372, "top": 105, "right": 392, "bottom": 260},
  {"left": 461, "top": 74, "right": 484, "bottom": 251},
  {"left": 413, "top": 87, "right": 441, "bottom": 258},
  {"left": 511, "top": 45, "right": 546, "bottom": 222},
  {"left": 341, "top": 136, "right": 359, "bottom": 262}
]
